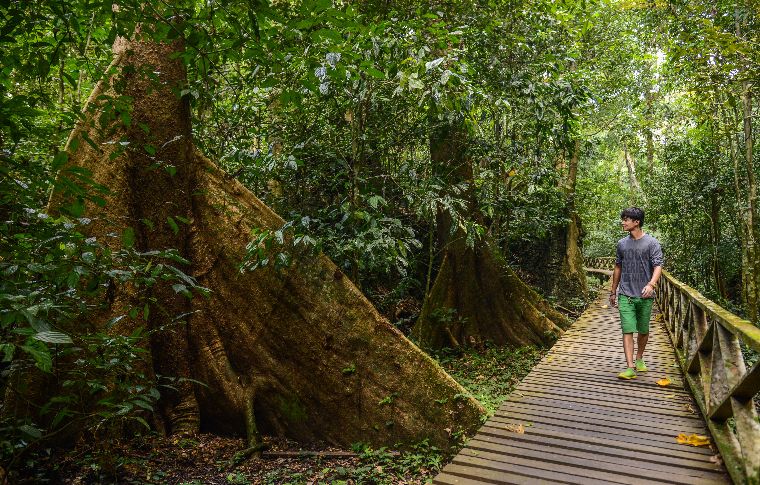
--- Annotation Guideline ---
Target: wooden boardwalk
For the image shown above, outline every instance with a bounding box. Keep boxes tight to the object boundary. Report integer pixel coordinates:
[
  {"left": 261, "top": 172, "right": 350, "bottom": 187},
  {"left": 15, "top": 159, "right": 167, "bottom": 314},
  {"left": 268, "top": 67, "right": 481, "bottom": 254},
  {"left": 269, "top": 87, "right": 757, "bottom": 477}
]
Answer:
[{"left": 435, "top": 289, "right": 730, "bottom": 484}]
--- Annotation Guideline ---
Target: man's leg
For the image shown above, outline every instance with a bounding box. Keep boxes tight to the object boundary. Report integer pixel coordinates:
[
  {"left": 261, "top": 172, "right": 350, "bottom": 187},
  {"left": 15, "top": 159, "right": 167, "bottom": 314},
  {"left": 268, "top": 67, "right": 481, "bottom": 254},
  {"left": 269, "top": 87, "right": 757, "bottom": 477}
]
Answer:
[
  {"left": 623, "top": 333, "right": 635, "bottom": 368},
  {"left": 636, "top": 333, "right": 649, "bottom": 360},
  {"left": 618, "top": 296, "right": 638, "bottom": 378},
  {"left": 634, "top": 298, "right": 654, "bottom": 372}
]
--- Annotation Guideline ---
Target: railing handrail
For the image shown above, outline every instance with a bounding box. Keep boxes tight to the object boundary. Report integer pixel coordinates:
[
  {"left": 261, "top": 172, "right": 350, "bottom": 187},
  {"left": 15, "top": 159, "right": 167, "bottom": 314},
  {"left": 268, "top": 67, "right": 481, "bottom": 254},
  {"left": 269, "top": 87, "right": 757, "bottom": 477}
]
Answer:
[
  {"left": 584, "top": 256, "right": 760, "bottom": 484},
  {"left": 660, "top": 271, "right": 760, "bottom": 353}
]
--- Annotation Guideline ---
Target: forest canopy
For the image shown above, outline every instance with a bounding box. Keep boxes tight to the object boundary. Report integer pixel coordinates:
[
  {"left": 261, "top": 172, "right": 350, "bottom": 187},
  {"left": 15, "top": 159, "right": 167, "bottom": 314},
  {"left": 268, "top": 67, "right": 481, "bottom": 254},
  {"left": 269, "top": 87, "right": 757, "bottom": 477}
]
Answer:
[{"left": 1, "top": 0, "right": 758, "bottom": 482}]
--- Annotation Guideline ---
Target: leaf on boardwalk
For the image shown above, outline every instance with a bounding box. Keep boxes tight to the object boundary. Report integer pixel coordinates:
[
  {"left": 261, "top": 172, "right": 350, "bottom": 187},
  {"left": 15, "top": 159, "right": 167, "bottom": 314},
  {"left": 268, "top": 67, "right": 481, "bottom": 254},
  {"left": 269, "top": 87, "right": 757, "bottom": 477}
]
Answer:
[
  {"left": 664, "top": 394, "right": 676, "bottom": 399},
  {"left": 656, "top": 377, "right": 671, "bottom": 387},
  {"left": 601, "top": 304, "right": 609, "bottom": 309},
  {"left": 504, "top": 423, "right": 525, "bottom": 434},
  {"left": 676, "top": 433, "right": 710, "bottom": 447},
  {"left": 709, "top": 455, "right": 723, "bottom": 466}
]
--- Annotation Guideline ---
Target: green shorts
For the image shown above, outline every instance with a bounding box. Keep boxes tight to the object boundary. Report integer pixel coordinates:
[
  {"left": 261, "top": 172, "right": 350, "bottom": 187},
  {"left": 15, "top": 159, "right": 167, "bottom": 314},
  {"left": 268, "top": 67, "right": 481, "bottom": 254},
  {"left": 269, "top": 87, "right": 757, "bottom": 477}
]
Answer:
[{"left": 618, "top": 295, "right": 654, "bottom": 334}]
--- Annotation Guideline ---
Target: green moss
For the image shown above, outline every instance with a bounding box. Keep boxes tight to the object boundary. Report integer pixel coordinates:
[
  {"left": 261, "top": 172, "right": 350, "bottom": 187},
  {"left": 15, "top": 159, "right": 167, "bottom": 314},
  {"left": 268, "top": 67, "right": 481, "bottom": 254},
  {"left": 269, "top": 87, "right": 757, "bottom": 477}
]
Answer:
[{"left": 277, "top": 395, "right": 308, "bottom": 423}]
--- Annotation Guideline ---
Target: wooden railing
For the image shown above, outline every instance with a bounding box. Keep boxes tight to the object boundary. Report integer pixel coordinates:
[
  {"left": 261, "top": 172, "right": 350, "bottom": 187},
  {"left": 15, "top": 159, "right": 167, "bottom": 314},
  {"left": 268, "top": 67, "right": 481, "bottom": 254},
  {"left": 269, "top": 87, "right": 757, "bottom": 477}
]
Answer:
[
  {"left": 583, "top": 256, "right": 615, "bottom": 272},
  {"left": 585, "top": 256, "right": 760, "bottom": 484}
]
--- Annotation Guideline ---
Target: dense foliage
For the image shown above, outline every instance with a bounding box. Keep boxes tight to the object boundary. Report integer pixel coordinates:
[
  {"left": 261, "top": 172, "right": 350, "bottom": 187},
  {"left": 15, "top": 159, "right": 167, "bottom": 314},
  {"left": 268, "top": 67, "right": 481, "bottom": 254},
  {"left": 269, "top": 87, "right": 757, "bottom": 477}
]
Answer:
[{"left": 1, "top": 0, "right": 758, "bottom": 481}]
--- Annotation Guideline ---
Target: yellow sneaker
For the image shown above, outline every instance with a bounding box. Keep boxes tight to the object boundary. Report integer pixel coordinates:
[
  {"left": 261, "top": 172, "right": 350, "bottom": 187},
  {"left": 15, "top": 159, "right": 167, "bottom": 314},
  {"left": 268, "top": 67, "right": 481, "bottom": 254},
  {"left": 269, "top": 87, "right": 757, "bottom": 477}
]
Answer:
[{"left": 618, "top": 367, "right": 637, "bottom": 379}]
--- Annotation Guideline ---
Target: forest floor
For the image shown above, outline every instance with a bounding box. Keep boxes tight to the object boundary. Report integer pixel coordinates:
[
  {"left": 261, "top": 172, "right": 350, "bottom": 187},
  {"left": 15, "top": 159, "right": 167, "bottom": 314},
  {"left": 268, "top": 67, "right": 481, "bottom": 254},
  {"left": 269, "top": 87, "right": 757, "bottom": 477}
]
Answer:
[{"left": 22, "top": 345, "right": 547, "bottom": 485}]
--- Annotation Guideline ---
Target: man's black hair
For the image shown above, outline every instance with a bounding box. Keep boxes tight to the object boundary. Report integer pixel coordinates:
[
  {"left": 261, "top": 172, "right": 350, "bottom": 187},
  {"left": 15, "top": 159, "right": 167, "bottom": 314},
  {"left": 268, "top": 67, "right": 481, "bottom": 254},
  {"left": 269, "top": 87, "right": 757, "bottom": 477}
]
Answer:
[{"left": 621, "top": 207, "right": 644, "bottom": 227}]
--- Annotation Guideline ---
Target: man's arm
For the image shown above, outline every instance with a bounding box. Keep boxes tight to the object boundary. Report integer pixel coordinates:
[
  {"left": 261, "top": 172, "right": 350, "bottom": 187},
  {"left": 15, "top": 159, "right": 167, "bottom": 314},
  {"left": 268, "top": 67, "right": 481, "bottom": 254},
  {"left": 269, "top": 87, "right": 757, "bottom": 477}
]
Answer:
[
  {"left": 609, "top": 263, "right": 622, "bottom": 306},
  {"left": 642, "top": 239, "right": 664, "bottom": 298},
  {"left": 641, "top": 265, "right": 662, "bottom": 298}
]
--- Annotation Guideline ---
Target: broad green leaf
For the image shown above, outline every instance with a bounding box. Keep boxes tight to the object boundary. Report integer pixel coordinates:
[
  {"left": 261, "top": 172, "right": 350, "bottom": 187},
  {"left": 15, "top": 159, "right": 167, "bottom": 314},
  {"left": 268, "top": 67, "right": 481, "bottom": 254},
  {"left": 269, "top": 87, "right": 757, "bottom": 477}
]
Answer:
[
  {"left": 167, "top": 216, "right": 179, "bottom": 235},
  {"left": 0, "top": 343, "right": 14, "bottom": 362},
  {"left": 34, "top": 331, "right": 73, "bottom": 344},
  {"left": 51, "top": 151, "right": 68, "bottom": 170},
  {"left": 122, "top": 227, "right": 136, "bottom": 248}
]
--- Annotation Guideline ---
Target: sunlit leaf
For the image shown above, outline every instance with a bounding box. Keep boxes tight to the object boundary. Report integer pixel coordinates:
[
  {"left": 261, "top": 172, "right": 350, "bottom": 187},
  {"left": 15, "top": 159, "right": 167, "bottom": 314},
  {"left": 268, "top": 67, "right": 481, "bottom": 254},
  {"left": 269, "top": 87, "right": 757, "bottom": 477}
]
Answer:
[
  {"left": 676, "top": 433, "right": 710, "bottom": 447},
  {"left": 34, "top": 331, "right": 73, "bottom": 344},
  {"left": 504, "top": 423, "right": 525, "bottom": 434}
]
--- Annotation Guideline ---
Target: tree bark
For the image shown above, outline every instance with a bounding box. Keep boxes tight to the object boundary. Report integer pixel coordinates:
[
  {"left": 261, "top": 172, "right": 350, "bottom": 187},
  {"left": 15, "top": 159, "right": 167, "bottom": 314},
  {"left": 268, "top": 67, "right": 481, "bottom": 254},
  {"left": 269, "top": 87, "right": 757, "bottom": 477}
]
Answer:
[
  {"left": 739, "top": 82, "right": 760, "bottom": 322},
  {"left": 623, "top": 141, "right": 644, "bottom": 203},
  {"left": 23, "top": 37, "right": 485, "bottom": 448},
  {"left": 644, "top": 91, "right": 655, "bottom": 171},
  {"left": 709, "top": 186, "right": 728, "bottom": 300},
  {"left": 411, "top": 122, "right": 569, "bottom": 350}
]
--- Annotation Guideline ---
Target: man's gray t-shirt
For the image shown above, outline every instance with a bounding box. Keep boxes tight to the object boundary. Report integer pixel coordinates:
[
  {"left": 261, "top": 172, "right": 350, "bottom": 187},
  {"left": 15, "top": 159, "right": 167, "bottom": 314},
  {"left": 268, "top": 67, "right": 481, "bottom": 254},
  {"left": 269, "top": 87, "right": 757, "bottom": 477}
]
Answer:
[{"left": 615, "top": 233, "right": 663, "bottom": 298}]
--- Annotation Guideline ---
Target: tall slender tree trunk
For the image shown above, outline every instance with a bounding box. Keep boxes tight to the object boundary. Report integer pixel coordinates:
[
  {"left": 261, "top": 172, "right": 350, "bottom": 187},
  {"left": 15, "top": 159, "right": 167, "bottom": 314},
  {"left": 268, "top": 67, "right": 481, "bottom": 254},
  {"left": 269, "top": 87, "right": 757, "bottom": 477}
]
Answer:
[
  {"left": 739, "top": 82, "right": 760, "bottom": 321},
  {"left": 560, "top": 138, "right": 588, "bottom": 299},
  {"left": 709, "top": 188, "right": 728, "bottom": 299},
  {"left": 721, "top": 93, "right": 759, "bottom": 322},
  {"left": 644, "top": 91, "right": 655, "bottom": 171},
  {"left": 623, "top": 141, "right": 643, "bottom": 203}
]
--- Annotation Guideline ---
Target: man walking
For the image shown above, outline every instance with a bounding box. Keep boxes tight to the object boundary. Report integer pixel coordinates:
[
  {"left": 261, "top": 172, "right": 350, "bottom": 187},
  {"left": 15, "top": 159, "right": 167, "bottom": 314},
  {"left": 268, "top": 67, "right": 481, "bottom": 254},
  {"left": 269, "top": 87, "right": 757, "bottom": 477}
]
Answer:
[{"left": 609, "top": 207, "right": 663, "bottom": 379}]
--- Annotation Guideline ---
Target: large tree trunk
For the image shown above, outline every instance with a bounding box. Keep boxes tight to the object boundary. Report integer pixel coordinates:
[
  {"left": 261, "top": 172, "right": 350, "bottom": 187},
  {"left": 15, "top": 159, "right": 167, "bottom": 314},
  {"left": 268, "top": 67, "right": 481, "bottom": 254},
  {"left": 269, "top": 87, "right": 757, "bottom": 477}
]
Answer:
[
  {"left": 25, "top": 38, "right": 485, "bottom": 448},
  {"left": 411, "top": 122, "right": 569, "bottom": 350},
  {"left": 554, "top": 138, "right": 589, "bottom": 302},
  {"left": 709, "top": 188, "right": 728, "bottom": 300}
]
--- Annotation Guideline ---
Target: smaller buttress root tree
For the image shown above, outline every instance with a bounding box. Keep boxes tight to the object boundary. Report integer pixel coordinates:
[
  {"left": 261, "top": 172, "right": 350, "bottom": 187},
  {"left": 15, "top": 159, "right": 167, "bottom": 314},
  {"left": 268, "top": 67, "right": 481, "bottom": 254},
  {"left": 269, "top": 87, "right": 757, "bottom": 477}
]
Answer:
[
  {"left": 412, "top": 122, "right": 570, "bottom": 350},
  {"left": 9, "top": 37, "right": 484, "bottom": 449}
]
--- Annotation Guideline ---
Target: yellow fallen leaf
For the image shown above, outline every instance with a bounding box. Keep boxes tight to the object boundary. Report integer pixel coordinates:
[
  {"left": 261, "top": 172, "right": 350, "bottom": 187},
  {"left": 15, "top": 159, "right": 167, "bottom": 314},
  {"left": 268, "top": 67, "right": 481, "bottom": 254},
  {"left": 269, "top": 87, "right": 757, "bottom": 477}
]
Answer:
[
  {"left": 656, "top": 377, "right": 671, "bottom": 387},
  {"left": 601, "top": 304, "right": 609, "bottom": 309},
  {"left": 664, "top": 394, "right": 676, "bottom": 399},
  {"left": 676, "top": 433, "right": 710, "bottom": 447},
  {"left": 504, "top": 423, "right": 525, "bottom": 434}
]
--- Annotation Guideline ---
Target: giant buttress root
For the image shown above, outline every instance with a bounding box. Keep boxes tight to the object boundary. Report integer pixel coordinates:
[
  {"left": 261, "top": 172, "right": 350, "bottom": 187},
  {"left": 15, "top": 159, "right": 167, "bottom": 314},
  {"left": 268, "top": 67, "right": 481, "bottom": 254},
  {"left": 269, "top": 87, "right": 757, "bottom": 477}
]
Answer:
[
  {"left": 36, "top": 36, "right": 485, "bottom": 447},
  {"left": 412, "top": 236, "right": 570, "bottom": 350}
]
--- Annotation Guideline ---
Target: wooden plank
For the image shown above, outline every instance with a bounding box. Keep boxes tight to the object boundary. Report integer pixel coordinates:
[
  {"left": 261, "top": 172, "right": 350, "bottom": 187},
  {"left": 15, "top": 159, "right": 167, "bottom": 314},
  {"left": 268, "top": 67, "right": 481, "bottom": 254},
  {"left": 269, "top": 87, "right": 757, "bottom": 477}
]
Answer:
[
  {"left": 469, "top": 432, "right": 724, "bottom": 474},
  {"left": 476, "top": 424, "right": 722, "bottom": 467},
  {"left": 521, "top": 372, "right": 691, "bottom": 398},
  {"left": 485, "top": 415, "right": 713, "bottom": 454},
  {"left": 513, "top": 373, "right": 691, "bottom": 401},
  {"left": 505, "top": 388, "right": 698, "bottom": 419},
  {"left": 498, "top": 396, "right": 705, "bottom": 430},
  {"left": 451, "top": 455, "right": 618, "bottom": 484},
  {"left": 434, "top": 472, "right": 495, "bottom": 485},
  {"left": 496, "top": 401, "right": 706, "bottom": 435},
  {"left": 465, "top": 438, "right": 727, "bottom": 484}
]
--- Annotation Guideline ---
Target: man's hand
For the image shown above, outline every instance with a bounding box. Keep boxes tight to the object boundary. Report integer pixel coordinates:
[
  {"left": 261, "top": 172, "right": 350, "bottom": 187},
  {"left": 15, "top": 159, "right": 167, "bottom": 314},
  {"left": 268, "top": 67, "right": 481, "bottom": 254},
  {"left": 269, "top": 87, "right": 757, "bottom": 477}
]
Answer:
[
  {"left": 609, "top": 292, "right": 617, "bottom": 307},
  {"left": 641, "top": 284, "right": 655, "bottom": 298}
]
